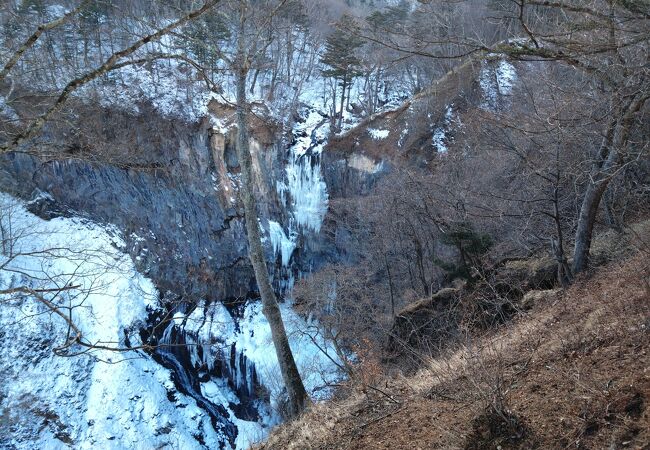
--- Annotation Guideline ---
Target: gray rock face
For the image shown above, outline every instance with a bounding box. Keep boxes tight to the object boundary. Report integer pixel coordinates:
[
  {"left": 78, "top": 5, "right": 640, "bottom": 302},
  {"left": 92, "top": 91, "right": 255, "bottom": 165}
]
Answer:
[
  {"left": 322, "top": 151, "right": 387, "bottom": 200},
  {"left": 0, "top": 106, "right": 389, "bottom": 301},
  {"left": 0, "top": 151, "right": 253, "bottom": 301}
]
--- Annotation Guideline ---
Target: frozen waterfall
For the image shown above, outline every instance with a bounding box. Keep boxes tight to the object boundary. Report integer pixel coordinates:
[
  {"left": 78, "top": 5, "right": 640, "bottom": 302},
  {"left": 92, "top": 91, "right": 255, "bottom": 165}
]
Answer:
[{"left": 276, "top": 107, "right": 330, "bottom": 241}]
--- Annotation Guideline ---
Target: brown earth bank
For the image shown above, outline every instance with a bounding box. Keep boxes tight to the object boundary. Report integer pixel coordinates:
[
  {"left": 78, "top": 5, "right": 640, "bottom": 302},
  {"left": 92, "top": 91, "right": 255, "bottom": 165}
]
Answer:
[{"left": 256, "top": 253, "right": 650, "bottom": 449}]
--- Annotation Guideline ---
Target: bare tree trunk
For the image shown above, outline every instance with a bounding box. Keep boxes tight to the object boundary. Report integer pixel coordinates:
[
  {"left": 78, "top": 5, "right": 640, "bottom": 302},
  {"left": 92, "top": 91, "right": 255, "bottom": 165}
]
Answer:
[
  {"left": 235, "top": 64, "right": 308, "bottom": 417},
  {"left": 573, "top": 180, "right": 610, "bottom": 274},
  {"left": 383, "top": 252, "right": 396, "bottom": 316},
  {"left": 249, "top": 67, "right": 261, "bottom": 95},
  {"left": 345, "top": 77, "right": 353, "bottom": 113},
  {"left": 0, "top": 216, "right": 7, "bottom": 256},
  {"left": 330, "top": 79, "right": 337, "bottom": 130},
  {"left": 413, "top": 237, "right": 429, "bottom": 296},
  {"left": 551, "top": 152, "right": 572, "bottom": 286},
  {"left": 573, "top": 93, "right": 648, "bottom": 273},
  {"left": 337, "top": 73, "right": 347, "bottom": 132},
  {"left": 603, "top": 186, "right": 622, "bottom": 232},
  {"left": 552, "top": 202, "right": 572, "bottom": 286},
  {"left": 286, "top": 27, "right": 293, "bottom": 85}
]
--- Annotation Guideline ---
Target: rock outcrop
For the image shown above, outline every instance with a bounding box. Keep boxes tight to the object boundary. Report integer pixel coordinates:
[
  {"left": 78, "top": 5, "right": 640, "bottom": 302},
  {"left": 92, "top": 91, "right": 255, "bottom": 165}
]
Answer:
[{"left": 387, "top": 287, "right": 460, "bottom": 356}]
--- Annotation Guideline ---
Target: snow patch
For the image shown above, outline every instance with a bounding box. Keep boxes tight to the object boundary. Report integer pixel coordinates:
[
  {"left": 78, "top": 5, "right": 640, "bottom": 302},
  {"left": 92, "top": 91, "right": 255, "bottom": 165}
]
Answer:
[
  {"left": 0, "top": 193, "right": 343, "bottom": 448},
  {"left": 348, "top": 154, "right": 384, "bottom": 174},
  {"left": 432, "top": 105, "right": 456, "bottom": 153},
  {"left": 231, "top": 301, "right": 342, "bottom": 406},
  {"left": 398, "top": 125, "right": 409, "bottom": 148},
  {"left": 0, "top": 193, "right": 232, "bottom": 449},
  {"left": 0, "top": 95, "right": 19, "bottom": 121},
  {"left": 368, "top": 128, "right": 390, "bottom": 140},
  {"left": 479, "top": 59, "right": 517, "bottom": 111}
]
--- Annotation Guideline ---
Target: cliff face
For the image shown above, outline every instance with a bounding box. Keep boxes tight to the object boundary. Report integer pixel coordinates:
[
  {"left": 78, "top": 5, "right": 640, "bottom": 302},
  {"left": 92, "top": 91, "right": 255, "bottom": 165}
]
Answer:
[
  {"left": 0, "top": 103, "right": 263, "bottom": 302},
  {"left": 0, "top": 53, "right": 542, "bottom": 450},
  {"left": 0, "top": 100, "right": 384, "bottom": 301},
  {"left": 0, "top": 57, "right": 523, "bottom": 302},
  {"left": 0, "top": 191, "right": 344, "bottom": 450},
  {"left": 0, "top": 150, "right": 253, "bottom": 301}
]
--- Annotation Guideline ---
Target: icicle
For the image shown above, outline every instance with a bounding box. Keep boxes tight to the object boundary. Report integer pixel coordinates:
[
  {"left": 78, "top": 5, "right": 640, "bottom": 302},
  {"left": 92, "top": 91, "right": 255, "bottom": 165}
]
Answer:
[
  {"left": 274, "top": 108, "right": 330, "bottom": 236},
  {"left": 202, "top": 343, "right": 214, "bottom": 371},
  {"left": 284, "top": 152, "right": 328, "bottom": 233},
  {"left": 160, "top": 321, "right": 175, "bottom": 349},
  {"left": 268, "top": 220, "right": 297, "bottom": 268},
  {"left": 186, "top": 334, "right": 200, "bottom": 368},
  {"left": 246, "top": 357, "right": 254, "bottom": 397},
  {"left": 237, "top": 351, "right": 245, "bottom": 391}
]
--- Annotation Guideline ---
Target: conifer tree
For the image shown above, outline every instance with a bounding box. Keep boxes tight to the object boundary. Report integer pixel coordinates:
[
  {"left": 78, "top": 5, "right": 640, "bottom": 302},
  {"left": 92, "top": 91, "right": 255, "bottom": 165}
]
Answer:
[
  {"left": 320, "top": 15, "right": 364, "bottom": 132},
  {"left": 179, "top": 12, "right": 230, "bottom": 77}
]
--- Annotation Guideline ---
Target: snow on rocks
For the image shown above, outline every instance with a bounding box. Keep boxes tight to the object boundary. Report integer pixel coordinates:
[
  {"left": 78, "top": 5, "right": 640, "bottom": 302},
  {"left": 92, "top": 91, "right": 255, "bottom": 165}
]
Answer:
[
  {"left": 432, "top": 105, "right": 457, "bottom": 153},
  {"left": 0, "top": 192, "right": 343, "bottom": 449},
  {"left": 0, "top": 194, "right": 225, "bottom": 449},
  {"left": 368, "top": 128, "right": 390, "bottom": 140},
  {"left": 233, "top": 301, "right": 342, "bottom": 405},
  {"left": 398, "top": 125, "right": 409, "bottom": 148},
  {"left": 348, "top": 154, "right": 385, "bottom": 174},
  {"left": 153, "top": 298, "right": 344, "bottom": 446},
  {"left": 479, "top": 59, "right": 517, "bottom": 111},
  {"left": 86, "top": 59, "right": 217, "bottom": 123},
  {"left": 174, "top": 300, "right": 343, "bottom": 407},
  {"left": 0, "top": 95, "right": 19, "bottom": 121}
]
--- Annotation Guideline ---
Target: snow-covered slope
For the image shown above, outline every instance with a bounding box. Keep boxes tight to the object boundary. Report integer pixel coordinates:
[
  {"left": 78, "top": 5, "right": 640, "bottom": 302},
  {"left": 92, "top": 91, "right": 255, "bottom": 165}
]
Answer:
[
  {"left": 0, "top": 193, "right": 229, "bottom": 448},
  {"left": 0, "top": 193, "right": 341, "bottom": 449}
]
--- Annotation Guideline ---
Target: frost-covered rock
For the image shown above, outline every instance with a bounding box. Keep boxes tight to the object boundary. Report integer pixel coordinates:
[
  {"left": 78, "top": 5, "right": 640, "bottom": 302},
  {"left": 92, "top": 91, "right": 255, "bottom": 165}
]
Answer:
[
  {"left": 0, "top": 193, "right": 231, "bottom": 449},
  {"left": 431, "top": 105, "right": 458, "bottom": 153},
  {"left": 368, "top": 128, "right": 390, "bottom": 140},
  {"left": 0, "top": 192, "right": 342, "bottom": 449},
  {"left": 0, "top": 95, "right": 19, "bottom": 121},
  {"left": 479, "top": 59, "right": 517, "bottom": 111}
]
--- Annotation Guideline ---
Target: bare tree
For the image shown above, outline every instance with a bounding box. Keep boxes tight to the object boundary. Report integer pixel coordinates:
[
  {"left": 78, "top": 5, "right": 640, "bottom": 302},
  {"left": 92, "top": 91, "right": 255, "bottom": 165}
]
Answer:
[
  {"left": 355, "top": 0, "right": 649, "bottom": 274},
  {"left": 0, "top": 0, "right": 220, "bottom": 153},
  {"left": 477, "top": 1, "right": 649, "bottom": 273},
  {"left": 229, "top": 0, "right": 310, "bottom": 417},
  {"left": 0, "top": 196, "right": 157, "bottom": 356}
]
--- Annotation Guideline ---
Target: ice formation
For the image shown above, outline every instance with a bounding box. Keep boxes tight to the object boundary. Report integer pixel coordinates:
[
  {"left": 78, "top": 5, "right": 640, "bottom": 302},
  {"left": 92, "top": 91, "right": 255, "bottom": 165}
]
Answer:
[
  {"left": 277, "top": 108, "right": 330, "bottom": 235},
  {"left": 268, "top": 220, "right": 298, "bottom": 268},
  {"left": 0, "top": 193, "right": 341, "bottom": 449}
]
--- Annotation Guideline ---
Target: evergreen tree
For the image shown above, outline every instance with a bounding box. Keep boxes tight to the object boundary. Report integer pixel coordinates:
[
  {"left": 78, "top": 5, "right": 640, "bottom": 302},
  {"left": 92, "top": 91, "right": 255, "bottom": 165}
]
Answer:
[
  {"left": 366, "top": 1, "right": 410, "bottom": 33},
  {"left": 179, "top": 12, "right": 230, "bottom": 73},
  {"left": 320, "top": 15, "right": 364, "bottom": 132},
  {"left": 436, "top": 222, "right": 493, "bottom": 282}
]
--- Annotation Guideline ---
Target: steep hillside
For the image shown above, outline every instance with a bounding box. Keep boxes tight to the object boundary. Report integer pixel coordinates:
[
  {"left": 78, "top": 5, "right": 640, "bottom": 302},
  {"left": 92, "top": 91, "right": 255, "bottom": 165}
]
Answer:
[
  {"left": 257, "top": 251, "right": 650, "bottom": 449},
  {"left": 0, "top": 193, "right": 342, "bottom": 449},
  {"left": 1, "top": 1, "right": 647, "bottom": 449}
]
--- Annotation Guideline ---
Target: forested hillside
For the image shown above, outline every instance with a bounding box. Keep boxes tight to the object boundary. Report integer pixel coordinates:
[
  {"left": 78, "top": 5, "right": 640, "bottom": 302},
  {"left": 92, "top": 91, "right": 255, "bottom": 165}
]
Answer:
[{"left": 0, "top": 0, "right": 648, "bottom": 449}]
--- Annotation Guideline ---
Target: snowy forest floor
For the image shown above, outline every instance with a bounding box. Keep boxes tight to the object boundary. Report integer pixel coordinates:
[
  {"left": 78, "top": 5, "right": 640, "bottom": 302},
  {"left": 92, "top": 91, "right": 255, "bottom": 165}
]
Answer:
[{"left": 256, "top": 251, "right": 650, "bottom": 449}]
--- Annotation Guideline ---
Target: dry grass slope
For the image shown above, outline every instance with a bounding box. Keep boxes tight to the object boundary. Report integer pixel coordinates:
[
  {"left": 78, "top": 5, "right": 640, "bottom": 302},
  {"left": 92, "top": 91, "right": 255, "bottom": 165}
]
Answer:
[{"left": 257, "top": 253, "right": 650, "bottom": 449}]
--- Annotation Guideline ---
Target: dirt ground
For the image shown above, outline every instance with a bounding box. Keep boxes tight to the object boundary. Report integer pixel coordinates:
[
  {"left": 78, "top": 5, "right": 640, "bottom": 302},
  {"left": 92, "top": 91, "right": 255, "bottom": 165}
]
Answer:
[{"left": 256, "top": 254, "right": 650, "bottom": 449}]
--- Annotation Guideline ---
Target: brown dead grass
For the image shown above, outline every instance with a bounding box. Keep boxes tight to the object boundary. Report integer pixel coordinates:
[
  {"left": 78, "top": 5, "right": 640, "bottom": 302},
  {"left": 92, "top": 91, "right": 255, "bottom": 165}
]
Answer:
[{"left": 256, "top": 253, "right": 650, "bottom": 450}]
